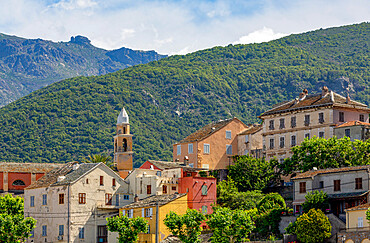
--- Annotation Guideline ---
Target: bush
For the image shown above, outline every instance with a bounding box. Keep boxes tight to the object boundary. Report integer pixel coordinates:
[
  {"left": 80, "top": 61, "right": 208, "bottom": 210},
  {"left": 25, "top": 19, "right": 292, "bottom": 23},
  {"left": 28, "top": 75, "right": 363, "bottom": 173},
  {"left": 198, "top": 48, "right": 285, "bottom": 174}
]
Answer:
[
  {"left": 302, "top": 191, "right": 329, "bottom": 213},
  {"left": 295, "top": 209, "right": 331, "bottom": 243}
]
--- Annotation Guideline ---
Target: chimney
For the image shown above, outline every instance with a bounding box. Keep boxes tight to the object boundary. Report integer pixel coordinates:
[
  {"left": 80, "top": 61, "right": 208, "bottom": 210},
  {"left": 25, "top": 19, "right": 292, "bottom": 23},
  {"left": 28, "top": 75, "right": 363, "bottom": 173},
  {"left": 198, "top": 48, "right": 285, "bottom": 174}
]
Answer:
[
  {"left": 321, "top": 86, "right": 329, "bottom": 97},
  {"left": 346, "top": 93, "right": 351, "bottom": 104},
  {"left": 134, "top": 194, "right": 139, "bottom": 202},
  {"left": 299, "top": 89, "right": 308, "bottom": 101},
  {"left": 73, "top": 163, "right": 80, "bottom": 171}
]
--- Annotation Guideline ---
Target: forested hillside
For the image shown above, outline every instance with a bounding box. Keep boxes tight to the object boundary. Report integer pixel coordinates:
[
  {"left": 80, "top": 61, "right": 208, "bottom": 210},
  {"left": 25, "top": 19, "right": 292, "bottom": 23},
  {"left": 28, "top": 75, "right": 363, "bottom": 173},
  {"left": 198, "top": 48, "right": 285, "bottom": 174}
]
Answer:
[
  {"left": 0, "top": 34, "right": 166, "bottom": 106},
  {"left": 0, "top": 23, "right": 369, "bottom": 167}
]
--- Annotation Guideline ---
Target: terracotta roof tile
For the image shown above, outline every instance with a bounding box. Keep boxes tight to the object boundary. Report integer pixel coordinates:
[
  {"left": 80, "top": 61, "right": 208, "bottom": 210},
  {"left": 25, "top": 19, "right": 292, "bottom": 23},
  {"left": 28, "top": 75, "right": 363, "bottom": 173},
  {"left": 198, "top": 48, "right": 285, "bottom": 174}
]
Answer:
[
  {"left": 178, "top": 117, "right": 244, "bottom": 143},
  {"left": 238, "top": 124, "right": 262, "bottom": 135},
  {"left": 122, "top": 193, "right": 187, "bottom": 209},
  {"left": 346, "top": 202, "right": 370, "bottom": 211},
  {"left": 336, "top": 120, "right": 370, "bottom": 128},
  {"left": 260, "top": 91, "right": 369, "bottom": 117},
  {"left": 292, "top": 165, "right": 370, "bottom": 180},
  {"left": 147, "top": 160, "right": 201, "bottom": 172},
  {"left": 0, "top": 162, "right": 61, "bottom": 173}
]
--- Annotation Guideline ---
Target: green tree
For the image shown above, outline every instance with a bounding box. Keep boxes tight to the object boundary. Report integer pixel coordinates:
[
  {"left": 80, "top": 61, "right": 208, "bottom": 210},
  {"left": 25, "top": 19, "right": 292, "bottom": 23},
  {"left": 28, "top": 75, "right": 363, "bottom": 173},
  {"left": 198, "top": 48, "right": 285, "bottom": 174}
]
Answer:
[
  {"left": 366, "top": 207, "right": 370, "bottom": 223},
  {"left": 228, "top": 155, "right": 279, "bottom": 191},
  {"left": 83, "top": 153, "right": 116, "bottom": 171},
  {"left": 164, "top": 209, "right": 206, "bottom": 243},
  {"left": 207, "top": 207, "right": 255, "bottom": 243},
  {"left": 0, "top": 194, "right": 36, "bottom": 242},
  {"left": 295, "top": 209, "right": 331, "bottom": 243},
  {"left": 217, "top": 178, "right": 264, "bottom": 210},
  {"left": 280, "top": 137, "right": 370, "bottom": 175},
  {"left": 106, "top": 214, "right": 148, "bottom": 243},
  {"left": 257, "top": 193, "right": 286, "bottom": 213},
  {"left": 302, "top": 191, "right": 329, "bottom": 213}
]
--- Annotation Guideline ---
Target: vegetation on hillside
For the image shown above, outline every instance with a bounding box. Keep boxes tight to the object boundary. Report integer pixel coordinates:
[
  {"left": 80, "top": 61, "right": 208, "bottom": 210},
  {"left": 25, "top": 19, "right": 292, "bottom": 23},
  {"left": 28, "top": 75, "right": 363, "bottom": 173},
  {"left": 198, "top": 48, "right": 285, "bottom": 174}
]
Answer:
[{"left": 0, "top": 23, "right": 369, "bottom": 166}]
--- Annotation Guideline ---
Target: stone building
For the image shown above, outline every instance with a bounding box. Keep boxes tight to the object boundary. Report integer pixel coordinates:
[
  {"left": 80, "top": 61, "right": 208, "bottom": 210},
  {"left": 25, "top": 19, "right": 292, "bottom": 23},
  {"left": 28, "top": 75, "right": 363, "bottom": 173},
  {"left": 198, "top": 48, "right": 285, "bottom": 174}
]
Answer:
[
  {"left": 173, "top": 117, "right": 248, "bottom": 170},
  {"left": 24, "top": 162, "right": 132, "bottom": 243},
  {"left": 334, "top": 120, "right": 370, "bottom": 141},
  {"left": 259, "top": 87, "right": 370, "bottom": 162},
  {"left": 0, "top": 162, "right": 61, "bottom": 194},
  {"left": 237, "top": 124, "right": 263, "bottom": 158}
]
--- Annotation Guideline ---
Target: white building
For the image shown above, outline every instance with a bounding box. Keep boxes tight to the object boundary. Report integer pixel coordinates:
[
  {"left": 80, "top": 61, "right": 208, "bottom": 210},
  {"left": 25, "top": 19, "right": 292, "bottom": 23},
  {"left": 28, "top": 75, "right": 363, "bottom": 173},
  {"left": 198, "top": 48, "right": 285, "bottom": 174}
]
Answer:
[{"left": 24, "top": 162, "right": 132, "bottom": 243}]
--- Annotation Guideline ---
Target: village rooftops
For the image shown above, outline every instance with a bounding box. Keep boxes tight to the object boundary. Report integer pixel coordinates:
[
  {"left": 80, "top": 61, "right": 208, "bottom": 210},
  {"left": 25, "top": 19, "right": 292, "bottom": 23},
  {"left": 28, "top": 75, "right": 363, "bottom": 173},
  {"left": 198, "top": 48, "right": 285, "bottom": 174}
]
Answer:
[
  {"left": 336, "top": 120, "right": 370, "bottom": 128},
  {"left": 259, "top": 87, "right": 370, "bottom": 117},
  {"left": 238, "top": 124, "right": 262, "bottom": 135},
  {"left": 146, "top": 160, "right": 202, "bottom": 172},
  {"left": 346, "top": 202, "right": 370, "bottom": 211},
  {"left": 292, "top": 165, "right": 370, "bottom": 180},
  {"left": 122, "top": 193, "right": 187, "bottom": 209},
  {"left": 0, "top": 162, "right": 61, "bottom": 173},
  {"left": 177, "top": 117, "right": 243, "bottom": 143}
]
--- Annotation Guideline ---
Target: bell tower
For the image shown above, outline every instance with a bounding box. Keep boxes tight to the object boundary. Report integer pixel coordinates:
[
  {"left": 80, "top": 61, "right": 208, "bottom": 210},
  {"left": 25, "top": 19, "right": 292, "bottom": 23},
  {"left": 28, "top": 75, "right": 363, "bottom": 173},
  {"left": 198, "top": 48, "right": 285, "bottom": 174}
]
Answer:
[{"left": 114, "top": 107, "right": 133, "bottom": 178}]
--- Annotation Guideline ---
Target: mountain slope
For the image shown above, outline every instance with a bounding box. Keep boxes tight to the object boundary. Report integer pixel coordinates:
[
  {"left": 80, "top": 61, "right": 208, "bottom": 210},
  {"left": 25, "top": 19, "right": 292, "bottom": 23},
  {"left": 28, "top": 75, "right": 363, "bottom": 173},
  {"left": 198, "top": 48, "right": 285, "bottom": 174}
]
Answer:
[
  {"left": 0, "top": 23, "right": 369, "bottom": 166},
  {"left": 0, "top": 34, "right": 166, "bottom": 106}
]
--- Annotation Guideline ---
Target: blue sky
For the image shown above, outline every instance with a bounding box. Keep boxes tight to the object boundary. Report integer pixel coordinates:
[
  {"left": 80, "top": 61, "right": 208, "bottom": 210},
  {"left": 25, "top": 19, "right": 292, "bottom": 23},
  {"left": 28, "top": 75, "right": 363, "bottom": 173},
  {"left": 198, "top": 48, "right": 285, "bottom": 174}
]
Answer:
[{"left": 0, "top": 0, "right": 369, "bottom": 54}]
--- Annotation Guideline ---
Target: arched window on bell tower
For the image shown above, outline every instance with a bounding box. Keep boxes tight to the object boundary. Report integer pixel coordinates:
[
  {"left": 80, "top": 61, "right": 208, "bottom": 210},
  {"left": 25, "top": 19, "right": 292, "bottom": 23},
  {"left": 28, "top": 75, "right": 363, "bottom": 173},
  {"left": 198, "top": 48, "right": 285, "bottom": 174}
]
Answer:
[
  {"left": 115, "top": 140, "right": 118, "bottom": 152},
  {"left": 123, "top": 138, "right": 127, "bottom": 152},
  {"left": 123, "top": 127, "right": 126, "bottom": 134}
]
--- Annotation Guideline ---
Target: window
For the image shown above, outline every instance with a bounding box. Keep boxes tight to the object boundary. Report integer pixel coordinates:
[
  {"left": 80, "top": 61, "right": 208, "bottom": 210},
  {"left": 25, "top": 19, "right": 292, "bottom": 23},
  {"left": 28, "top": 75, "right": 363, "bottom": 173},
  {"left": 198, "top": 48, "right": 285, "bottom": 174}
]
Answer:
[
  {"left": 269, "top": 120, "right": 274, "bottom": 130},
  {"left": 124, "top": 195, "right": 129, "bottom": 200},
  {"left": 30, "top": 229, "right": 34, "bottom": 238},
  {"left": 59, "top": 194, "right": 64, "bottom": 204},
  {"left": 59, "top": 225, "right": 64, "bottom": 236},
  {"left": 42, "top": 225, "right": 47, "bottom": 236},
  {"left": 319, "top": 131, "right": 325, "bottom": 138},
  {"left": 305, "top": 133, "right": 310, "bottom": 139},
  {"left": 339, "top": 112, "right": 344, "bottom": 122},
  {"left": 304, "top": 115, "right": 310, "bottom": 126},
  {"left": 245, "top": 135, "right": 249, "bottom": 143},
  {"left": 12, "top": 180, "right": 25, "bottom": 186},
  {"left": 147, "top": 225, "right": 150, "bottom": 234},
  {"left": 86, "top": 178, "right": 89, "bottom": 184},
  {"left": 201, "top": 185, "right": 208, "bottom": 195},
  {"left": 30, "top": 196, "right": 35, "bottom": 207},
  {"left": 147, "top": 185, "right": 152, "bottom": 194},
  {"left": 358, "top": 217, "right": 364, "bottom": 228},
  {"left": 112, "top": 178, "right": 116, "bottom": 187},
  {"left": 269, "top": 138, "right": 274, "bottom": 149},
  {"left": 201, "top": 205, "right": 208, "bottom": 214},
  {"left": 163, "top": 185, "right": 167, "bottom": 194},
  {"left": 334, "top": 180, "right": 341, "bottom": 191},
  {"left": 291, "top": 135, "right": 296, "bottom": 147},
  {"left": 79, "top": 227, "right": 85, "bottom": 239},
  {"left": 145, "top": 208, "right": 153, "bottom": 217},
  {"left": 226, "top": 145, "right": 232, "bottom": 155},
  {"left": 177, "top": 145, "right": 181, "bottom": 155},
  {"left": 226, "top": 130, "right": 232, "bottom": 139},
  {"left": 204, "top": 144, "right": 210, "bottom": 154},
  {"left": 345, "top": 129, "right": 351, "bottom": 138},
  {"left": 299, "top": 182, "right": 306, "bottom": 193},
  {"left": 105, "top": 193, "right": 112, "bottom": 205},
  {"left": 100, "top": 176, "right": 104, "bottom": 186},
  {"left": 42, "top": 194, "right": 47, "bottom": 205},
  {"left": 127, "top": 209, "right": 133, "bottom": 218},
  {"left": 116, "top": 194, "right": 119, "bottom": 206},
  {"left": 355, "top": 178, "right": 363, "bottom": 189},
  {"left": 279, "top": 118, "right": 285, "bottom": 129},
  {"left": 79, "top": 193, "right": 86, "bottom": 204},
  {"left": 188, "top": 144, "right": 193, "bottom": 154},
  {"left": 319, "top": 112, "right": 324, "bottom": 123},
  {"left": 319, "top": 181, "right": 324, "bottom": 189},
  {"left": 156, "top": 171, "right": 161, "bottom": 177},
  {"left": 291, "top": 117, "right": 296, "bottom": 128},
  {"left": 172, "top": 186, "right": 176, "bottom": 191},
  {"left": 279, "top": 137, "right": 285, "bottom": 148},
  {"left": 360, "top": 114, "right": 365, "bottom": 122}
]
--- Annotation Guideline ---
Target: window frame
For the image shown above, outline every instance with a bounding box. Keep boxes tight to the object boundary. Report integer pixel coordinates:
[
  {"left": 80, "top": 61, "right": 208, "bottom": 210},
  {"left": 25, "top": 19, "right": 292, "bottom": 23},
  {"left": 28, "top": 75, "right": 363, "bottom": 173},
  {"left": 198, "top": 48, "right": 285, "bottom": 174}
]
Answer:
[
  {"left": 319, "top": 131, "right": 325, "bottom": 138},
  {"left": 269, "top": 120, "right": 275, "bottom": 130},
  {"left": 299, "top": 182, "right": 306, "bottom": 193},
  {"left": 79, "top": 227, "right": 85, "bottom": 239},
  {"left": 163, "top": 185, "right": 168, "bottom": 194},
  {"left": 226, "top": 144, "right": 232, "bottom": 155},
  {"left": 291, "top": 135, "right": 296, "bottom": 147},
  {"left": 334, "top": 180, "right": 341, "bottom": 191},
  {"left": 339, "top": 112, "right": 345, "bottom": 122},
  {"left": 291, "top": 116, "right": 296, "bottom": 128},
  {"left": 345, "top": 128, "right": 351, "bottom": 138},
  {"left": 203, "top": 144, "right": 210, "bottom": 154},
  {"left": 100, "top": 176, "right": 104, "bottom": 186},
  {"left": 201, "top": 205, "right": 208, "bottom": 214},
  {"left": 115, "top": 194, "right": 120, "bottom": 206},
  {"left": 59, "top": 225, "right": 64, "bottom": 236},
  {"left": 59, "top": 193, "right": 64, "bottom": 205},
  {"left": 105, "top": 193, "right": 113, "bottom": 205},
  {"left": 319, "top": 112, "right": 324, "bottom": 123},
  {"left": 360, "top": 114, "right": 365, "bottom": 122},
  {"left": 269, "top": 138, "right": 274, "bottom": 149},
  {"left": 355, "top": 178, "right": 363, "bottom": 190},
  {"left": 177, "top": 144, "right": 181, "bottom": 155},
  {"left": 42, "top": 225, "right": 47, "bottom": 236},
  {"left": 42, "top": 194, "right": 47, "bottom": 206},
  {"left": 279, "top": 137, "right": 285, "bottom": 148},
  {"left": 188, "top": 143, "right": 193, "bottom": 154},
  {"left": 305, "top": 133, "right": 310, "bottom": 139},
  {"left": 112, "top": 178, "right": 116, "bottom": 187},
  {"left": 225, "top": 130, "right": 232, "bottom": 139},
  {"left": 201, "top": 185, "right": 208, "bottom": 196},
  {"left": 79, "top": 193, "right": 86, "bottom": 204},
  {"left": 30, "top": 196, "right": 35, "bottom": 207},
  {"left": 279, "top": 118, "right": 285, "bottom": 129},
  {"left": 304, "top": 114, "right": 310, "bottom": 126},
  {"left": 147, "top": 185, "right": 152, "bottom": 194},
  {"left": 123, "top": 195, "right": 129, "bottom": 200}
]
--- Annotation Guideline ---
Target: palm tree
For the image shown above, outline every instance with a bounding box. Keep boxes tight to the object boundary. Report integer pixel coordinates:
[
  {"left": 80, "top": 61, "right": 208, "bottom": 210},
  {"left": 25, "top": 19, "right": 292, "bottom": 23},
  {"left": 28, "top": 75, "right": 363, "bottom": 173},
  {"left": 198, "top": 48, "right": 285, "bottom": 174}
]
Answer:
[{"left": 82, "top": 153, "right": 117, "bottom": 171}]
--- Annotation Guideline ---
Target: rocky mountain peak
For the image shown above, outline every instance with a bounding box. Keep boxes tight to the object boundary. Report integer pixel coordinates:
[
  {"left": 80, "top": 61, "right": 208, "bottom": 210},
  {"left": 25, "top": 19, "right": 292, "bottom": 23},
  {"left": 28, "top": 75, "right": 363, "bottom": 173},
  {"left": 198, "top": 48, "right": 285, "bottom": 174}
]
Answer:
[{"left": 69, "top": 35, "right": 91, "bottom": 45}]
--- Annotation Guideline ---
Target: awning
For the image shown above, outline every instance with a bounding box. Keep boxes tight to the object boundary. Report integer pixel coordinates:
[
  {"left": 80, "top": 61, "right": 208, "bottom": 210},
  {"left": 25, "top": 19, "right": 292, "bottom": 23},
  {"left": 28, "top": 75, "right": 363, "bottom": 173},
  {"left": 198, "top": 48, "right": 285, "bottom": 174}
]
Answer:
[{"left": 327, "top": 190, "right": 369, "bottom": 199}]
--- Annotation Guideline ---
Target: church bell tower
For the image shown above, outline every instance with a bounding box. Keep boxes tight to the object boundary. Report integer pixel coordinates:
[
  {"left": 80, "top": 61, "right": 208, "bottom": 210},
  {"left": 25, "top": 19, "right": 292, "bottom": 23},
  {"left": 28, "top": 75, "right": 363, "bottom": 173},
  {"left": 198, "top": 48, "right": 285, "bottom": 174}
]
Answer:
[{"left": 114, "top": 107, "right": 133, "bottom": 178}]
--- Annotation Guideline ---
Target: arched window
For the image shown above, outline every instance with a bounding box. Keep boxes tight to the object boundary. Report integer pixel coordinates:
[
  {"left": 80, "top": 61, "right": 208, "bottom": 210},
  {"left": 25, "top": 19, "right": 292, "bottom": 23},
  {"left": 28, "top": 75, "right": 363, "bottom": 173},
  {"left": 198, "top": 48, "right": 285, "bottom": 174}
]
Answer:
[
  {"left": 123, "top": 138, "right": 127, "bottom": 152},
  {"left": 12, "top": 180, "right": 26, "bottom": 186},
  {"left": 123, "top": 127, "right": 126, "bottom": 134}
]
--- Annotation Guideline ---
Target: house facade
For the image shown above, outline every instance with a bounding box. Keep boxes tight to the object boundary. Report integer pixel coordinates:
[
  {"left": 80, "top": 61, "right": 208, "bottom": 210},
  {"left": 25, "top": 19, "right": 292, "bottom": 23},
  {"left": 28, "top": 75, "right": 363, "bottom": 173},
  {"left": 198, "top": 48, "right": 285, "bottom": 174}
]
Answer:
[
  {"left": 112, "top": 193, "right": 188, "bottom": 243},
  {"left": 292, "top": 165, "right": 370, "bottom": 221},
  {"left": 259, "top": 87, "right": 370, "bottom": 162},
  {"left": 237, "top": 124, "right": 263, "bottom": 158},
  {"left": 334, "top": 120, "right": 370, "bottom": 141},
  {"left": 24, "top": 162, "right": 132, "bottom": 243},
  {"left": 173, "top": 117, "right": 248, "bottom": 170}
]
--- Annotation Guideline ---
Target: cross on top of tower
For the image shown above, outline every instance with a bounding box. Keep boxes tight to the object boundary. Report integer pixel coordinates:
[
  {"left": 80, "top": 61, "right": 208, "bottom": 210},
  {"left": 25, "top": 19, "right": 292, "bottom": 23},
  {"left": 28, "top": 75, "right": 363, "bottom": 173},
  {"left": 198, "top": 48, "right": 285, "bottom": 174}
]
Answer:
[{"left": 117, "top": 107, "right": 129, "bottom": 124}]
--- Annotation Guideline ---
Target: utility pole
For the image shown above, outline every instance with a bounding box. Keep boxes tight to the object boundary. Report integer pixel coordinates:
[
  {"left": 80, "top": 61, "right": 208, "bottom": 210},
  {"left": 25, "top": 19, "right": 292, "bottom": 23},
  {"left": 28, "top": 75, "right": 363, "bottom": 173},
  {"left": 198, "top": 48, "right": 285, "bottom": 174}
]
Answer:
[{"left": 155, "top": 201, "right": 159, "bottom": 243}]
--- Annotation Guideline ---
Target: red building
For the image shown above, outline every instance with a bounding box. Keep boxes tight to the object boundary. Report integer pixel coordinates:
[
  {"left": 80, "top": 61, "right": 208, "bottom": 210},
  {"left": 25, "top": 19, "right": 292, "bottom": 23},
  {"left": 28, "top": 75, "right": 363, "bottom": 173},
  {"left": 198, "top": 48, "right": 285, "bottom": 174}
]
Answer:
[
  {"left": 139, "top": 160, "right": 217, "bottom": 214},
  {"left": 0, "top": 162, "right": 61, "bottom": 194}
]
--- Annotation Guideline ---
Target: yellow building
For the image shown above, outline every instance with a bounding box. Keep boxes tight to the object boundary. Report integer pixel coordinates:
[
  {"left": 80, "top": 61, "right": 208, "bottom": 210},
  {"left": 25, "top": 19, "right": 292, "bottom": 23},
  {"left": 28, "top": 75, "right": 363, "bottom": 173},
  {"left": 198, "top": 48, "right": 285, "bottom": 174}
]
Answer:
[
  {"left": 119, "top": 193, "right": 188, "bottom": 243},
  {"left": 345, "top": 203, "right": 370, "bottom": 230}
]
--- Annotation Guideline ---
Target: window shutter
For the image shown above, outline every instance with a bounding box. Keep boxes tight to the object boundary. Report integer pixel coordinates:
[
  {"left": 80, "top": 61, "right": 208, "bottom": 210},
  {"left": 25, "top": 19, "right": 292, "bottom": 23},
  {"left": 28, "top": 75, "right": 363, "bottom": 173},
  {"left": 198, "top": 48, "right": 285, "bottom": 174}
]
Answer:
[
  {"left": 150, "top": 208, "right": 153, "bottom": 217},
  {"left": 142, "top": 208, "right": 145, "bottom": 217},
  {"left": 130, "top": 209, "right": 133, "bottom": 218},
  {"left": 122, "top": 210, "right": 126, "bottom": 216}
]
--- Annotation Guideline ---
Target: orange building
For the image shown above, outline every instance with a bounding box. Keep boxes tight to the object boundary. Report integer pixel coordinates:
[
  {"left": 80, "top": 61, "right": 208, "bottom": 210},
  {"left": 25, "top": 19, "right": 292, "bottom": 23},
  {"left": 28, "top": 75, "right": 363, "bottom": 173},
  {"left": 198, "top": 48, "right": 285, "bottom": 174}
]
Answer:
[{"left": 173, "top": 118, "right": 248, "bottom": 170}]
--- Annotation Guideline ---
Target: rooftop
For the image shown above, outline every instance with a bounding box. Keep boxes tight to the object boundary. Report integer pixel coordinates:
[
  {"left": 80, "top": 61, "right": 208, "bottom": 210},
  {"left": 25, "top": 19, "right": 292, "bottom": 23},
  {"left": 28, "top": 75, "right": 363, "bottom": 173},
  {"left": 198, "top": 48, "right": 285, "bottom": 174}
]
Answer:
[
  {"left": 117, "top": 107, "right": 129, "bottom": 124},
  {"left": 0, "top": 162, "right": 61, "bottom": 173},
  {"left": 238, "top": 124, "right": 262, "bottom": 135},
  {"left": 26, "top": 162, "right": 99, "bottom": 189},
  {"left": 178, "top": 117, "right": 243, "bottom": 143},
  {"left": 292, "top": 165, "right": 370, "bottom": 180},
  {"left": 122, "top": 193, "right": 187, "bottom": 209},
  {"left": 336, "top": 120, "right": 370, "bottom": 128},
  {"left": 260, "top": 88, "right": 369, "bottom": 117},
  {"left": 346, "top": 202, "right": 370, "bottom": 211},
  {"left": 146, "top": 160, "right": 201, "bottom": 172}
]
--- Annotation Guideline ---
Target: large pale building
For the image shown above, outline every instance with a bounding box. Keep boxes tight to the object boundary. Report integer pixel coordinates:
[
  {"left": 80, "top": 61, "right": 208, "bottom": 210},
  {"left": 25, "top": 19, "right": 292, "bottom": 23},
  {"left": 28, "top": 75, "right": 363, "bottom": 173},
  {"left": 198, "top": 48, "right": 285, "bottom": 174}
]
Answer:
[
  {"left": 259, "top": 87, "right": 370, "bottom": 162},
  {"left": 114, "top": 107, "right": 134, "bottom": 178}
]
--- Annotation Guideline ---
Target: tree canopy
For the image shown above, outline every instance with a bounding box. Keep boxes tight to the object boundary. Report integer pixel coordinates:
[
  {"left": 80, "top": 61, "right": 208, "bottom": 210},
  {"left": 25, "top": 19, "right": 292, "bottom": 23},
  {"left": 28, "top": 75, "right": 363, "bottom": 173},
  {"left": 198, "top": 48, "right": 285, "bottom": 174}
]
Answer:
[
  {"left": 295, "top": 209, "right": 331, "bottom": 243},
  {"left": 302, "top": 191, "right": 330, "bottom": 213},
  {"left": 106, "top": 214, "right": 148, "bottom": 243}
]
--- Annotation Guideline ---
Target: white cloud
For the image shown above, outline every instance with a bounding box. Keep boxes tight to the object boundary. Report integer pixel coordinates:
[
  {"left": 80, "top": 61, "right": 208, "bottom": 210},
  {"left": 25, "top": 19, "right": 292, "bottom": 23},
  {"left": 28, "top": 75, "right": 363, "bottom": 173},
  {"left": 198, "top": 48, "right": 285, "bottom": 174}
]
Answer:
[
  {"left": 0, "top": 0, "right": 369, "bottom": 55},
  {"left": 234, "top": 27, "right": 288, "bottom": 45}
]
